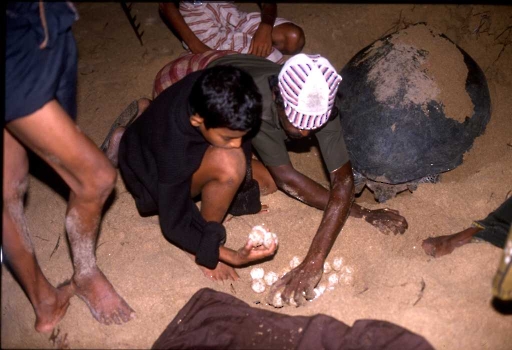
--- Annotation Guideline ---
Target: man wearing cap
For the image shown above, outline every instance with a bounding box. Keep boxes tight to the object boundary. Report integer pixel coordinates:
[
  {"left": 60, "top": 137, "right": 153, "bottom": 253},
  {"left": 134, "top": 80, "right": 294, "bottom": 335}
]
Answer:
[
  {"left": 205, "top": 53, "right": 408, "bottom": 306},
  {"left": 149, "top": 52, "right": 408, "bottom": 305}
]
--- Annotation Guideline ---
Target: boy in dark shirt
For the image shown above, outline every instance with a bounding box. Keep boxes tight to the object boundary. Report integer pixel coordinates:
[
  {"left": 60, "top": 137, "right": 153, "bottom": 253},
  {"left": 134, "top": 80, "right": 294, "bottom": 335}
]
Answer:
[{"left": 104, "top": 66, "right": 277, "bottom": 280}]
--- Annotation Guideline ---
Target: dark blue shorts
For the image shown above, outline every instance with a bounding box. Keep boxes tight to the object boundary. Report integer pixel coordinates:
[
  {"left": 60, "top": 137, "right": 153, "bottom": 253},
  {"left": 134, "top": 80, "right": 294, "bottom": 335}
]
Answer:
[{"left": 5, "top": 2, "right": 78, "bottom": 123}]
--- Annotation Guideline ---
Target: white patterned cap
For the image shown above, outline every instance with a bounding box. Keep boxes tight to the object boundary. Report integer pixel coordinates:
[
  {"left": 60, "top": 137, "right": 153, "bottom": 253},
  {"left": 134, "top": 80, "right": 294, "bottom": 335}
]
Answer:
[{"left": 278, "top": 54, "right": 342, "bottom": 130}]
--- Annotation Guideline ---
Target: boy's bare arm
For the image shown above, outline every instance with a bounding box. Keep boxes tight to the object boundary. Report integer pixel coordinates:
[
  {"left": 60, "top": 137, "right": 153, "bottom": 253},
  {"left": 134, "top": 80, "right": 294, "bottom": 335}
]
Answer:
[{"left": 219, "top": 239, "right": 277, "bottom": 267}]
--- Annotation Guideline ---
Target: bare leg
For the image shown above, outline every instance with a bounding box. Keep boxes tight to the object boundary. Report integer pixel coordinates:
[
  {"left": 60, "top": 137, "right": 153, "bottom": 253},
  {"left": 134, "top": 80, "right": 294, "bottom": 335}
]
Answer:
[
  {"left": 190, "top": 145, "right": 246, "bottom": 281},
  {"left": 422, "top": 227, "right": 482, "bottom": 258},
  {"left": 2, "top": 130, "right": 75, "bottom": 333},
  {"left": 272, "top": 23, "right": 305, "bottom": 55},
  {"left": 105, "top": 98, "right": 151, "bottom": 168},
  {"left": 251, "top": 158, "right": 277, "bottom": 196},
  {"left": 7, "top": 100, "right": 135, "bottom": 326}
]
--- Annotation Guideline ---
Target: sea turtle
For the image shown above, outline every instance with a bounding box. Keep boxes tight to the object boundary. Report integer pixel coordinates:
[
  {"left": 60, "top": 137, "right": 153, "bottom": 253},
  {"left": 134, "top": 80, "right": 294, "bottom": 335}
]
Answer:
[{"left": 337, "top": 23, "right": 491, "bottom": 202}]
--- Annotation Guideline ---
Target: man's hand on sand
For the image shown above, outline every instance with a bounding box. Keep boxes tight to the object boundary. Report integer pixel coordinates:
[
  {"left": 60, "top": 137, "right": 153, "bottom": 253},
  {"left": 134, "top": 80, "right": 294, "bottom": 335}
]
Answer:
[
  {"left": 365, "top": 208, "right": 408, "bottom": 235},
  {"left": 267, "top": 260, "right": 323, "bottom": 307}
]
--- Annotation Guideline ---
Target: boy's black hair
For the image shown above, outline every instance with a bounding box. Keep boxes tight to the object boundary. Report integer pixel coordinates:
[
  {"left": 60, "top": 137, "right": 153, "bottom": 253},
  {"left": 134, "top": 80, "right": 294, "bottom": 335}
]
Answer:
[{"left": 189, "top": 65, "right": 262, "bottom": 132}]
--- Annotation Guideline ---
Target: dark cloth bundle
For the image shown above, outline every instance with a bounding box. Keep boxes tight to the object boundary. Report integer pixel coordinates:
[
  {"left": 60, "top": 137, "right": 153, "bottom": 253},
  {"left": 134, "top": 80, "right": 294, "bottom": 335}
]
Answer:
[
  {"left": 152, "top": 288, "right": 435, "bottom": 350},
  {"left": 474, "top": 196, "right": 512, "bottom": 248}
]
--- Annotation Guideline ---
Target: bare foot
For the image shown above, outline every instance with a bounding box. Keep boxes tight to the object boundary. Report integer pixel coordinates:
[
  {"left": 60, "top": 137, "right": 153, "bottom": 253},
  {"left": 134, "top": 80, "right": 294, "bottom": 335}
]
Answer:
[
  {"left": 422, "top": 227, "right": 480, "bottom": 258},
  {"left": 73, "top": 268, "right": 135, "bottom": 325},
  {"left": 34, "top": 282, "right": 75, "bottom": 333},
  {"left": 184, "top": 252, "right": 238, "bottom": 281},
  {"left": 198, "top": 261, "right": 239, "bottom": 281},
  {"left": 105, "top": 127, "right": 126, "bottom": 168}
]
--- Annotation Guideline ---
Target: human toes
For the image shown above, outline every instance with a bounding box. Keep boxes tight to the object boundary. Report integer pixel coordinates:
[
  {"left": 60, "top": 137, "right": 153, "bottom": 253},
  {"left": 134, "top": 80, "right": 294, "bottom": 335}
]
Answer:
[
  {"left": 122, "top": 307, "right": 136, "bottom": 322},
  {"left": 375, "top": 222, "right": 392, "bottom": 235},
  {"left": 293, "top": 291, "right": 307, "bottom": 306},
  {"left": 393, "top": 224, "right": 406, "bottom": 235},
  {"left": 102, "top": 307, "right": 134, "bottom": 325},
  {"left": 110, "top": 312, "right": 122, "bottom": 325},
  {"left": 98, "top": 313, "right": 111, "bottom": 325},
  {"left": 304, "top": 286, "right": 316, "bottom": 301}
]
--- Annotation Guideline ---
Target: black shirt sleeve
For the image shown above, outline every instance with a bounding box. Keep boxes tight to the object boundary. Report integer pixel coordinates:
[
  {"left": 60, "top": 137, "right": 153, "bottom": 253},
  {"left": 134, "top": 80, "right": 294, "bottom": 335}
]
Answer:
[
  {"left": 157, "top": 181, "right": 226, "bottom": 269},
  {"left": 119, "top": 71, "right": 226, "bottom": 269}
]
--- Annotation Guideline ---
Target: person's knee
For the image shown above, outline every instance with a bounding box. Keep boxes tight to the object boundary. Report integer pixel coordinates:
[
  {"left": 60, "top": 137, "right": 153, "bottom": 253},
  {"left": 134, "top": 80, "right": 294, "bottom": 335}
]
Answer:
[
  {"left": 219, "top": 150, "right": 246, "bottom": 187},
  {"left": 277, "top": 24, "right": 305, "bottom": 55},
  {"left": 78, "top": 161, "right": 117, "bottom": 203},
  {"left": 94, "top": 164, "right": 117, "bottom": 200},
  {"left": 3, "top": 173, "right": 28, "bottom": 206},
  {"left": 207, "top": 147, "right": 246, "bottom": 188}
]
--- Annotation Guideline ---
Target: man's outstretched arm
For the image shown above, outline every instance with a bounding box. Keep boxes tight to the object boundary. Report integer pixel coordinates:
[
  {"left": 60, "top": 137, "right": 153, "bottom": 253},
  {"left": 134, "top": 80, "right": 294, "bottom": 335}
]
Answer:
[
  {"left": 266, "top": 161, "right": 354, "bottom": 306},
  {"left": 266, "top": 162, "right": 408, "bottom": 235}
]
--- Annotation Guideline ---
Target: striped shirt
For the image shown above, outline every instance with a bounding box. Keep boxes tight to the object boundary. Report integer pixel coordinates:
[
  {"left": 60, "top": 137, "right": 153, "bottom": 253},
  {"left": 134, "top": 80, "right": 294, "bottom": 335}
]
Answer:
[{"left": 178, "top": 2, "right": 291, "bottom": 63}]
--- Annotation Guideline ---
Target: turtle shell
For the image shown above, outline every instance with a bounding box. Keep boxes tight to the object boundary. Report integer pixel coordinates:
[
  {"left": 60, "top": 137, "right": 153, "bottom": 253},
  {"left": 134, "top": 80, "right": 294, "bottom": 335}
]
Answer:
[{"left": 337, "top": 23, "right": 491, "bottom": 184}]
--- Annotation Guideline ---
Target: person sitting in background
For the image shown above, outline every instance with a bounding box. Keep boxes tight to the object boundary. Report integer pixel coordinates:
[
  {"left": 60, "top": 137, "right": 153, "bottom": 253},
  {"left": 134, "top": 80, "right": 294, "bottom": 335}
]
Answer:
[
  {"left": 423, "top": 196, "right": 512, "bottom": 312},
  {"left": 422, "top": 196, "right": 512, "bottom": 258},
  {"left": 159, "top": 2, "right": 305, "bottom": 63}
]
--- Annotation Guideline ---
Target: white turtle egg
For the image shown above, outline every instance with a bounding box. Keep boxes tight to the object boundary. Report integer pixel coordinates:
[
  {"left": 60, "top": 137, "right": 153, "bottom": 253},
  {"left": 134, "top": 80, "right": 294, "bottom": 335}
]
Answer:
[
  {"left": 250, "top": 267, "right": 265, "bottom": 280},
  {"left": 313, "top": 283, "right": 327, "bottom": 299},
  {"left": 340, "top": 273, "right": 354, "bottom": 285},
  {"left": 339, "top": 266, "right": 354, "bottom": 285},
  {"left": 289, "top": 256, "right": 302, "bottom": 269},
  {"left": 323, "top": 261, "right": 332, "bottom": 274},
  {"left": 328, "top": 273, "right": 339, "bottom": 287},
  {"left": 332, "top": 257, "right": 344, "bottom": 271},
  {"left": 341, "top": 265, "right": 354, "bottom": 275},
  {"left": 248, "top": 225, "right": 267, "bottom": 246},
  {"left": 270, "top": 292, "right": 283, "bottom": 308},
  {"left": 251, "top": 278, "right": 266, "bottom": 293},
  {"left": 263, "top": 230, "right": 277, "bottom": 248},
  {"left": 264, "top": 271, "right": 279, "bottom": 286}
]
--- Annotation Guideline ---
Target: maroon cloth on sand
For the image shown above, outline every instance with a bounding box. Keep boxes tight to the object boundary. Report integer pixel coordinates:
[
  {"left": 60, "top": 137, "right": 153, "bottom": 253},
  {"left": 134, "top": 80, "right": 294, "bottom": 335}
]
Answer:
[{"left": 152, "top": 288, "right": 435, "bottom": 350}]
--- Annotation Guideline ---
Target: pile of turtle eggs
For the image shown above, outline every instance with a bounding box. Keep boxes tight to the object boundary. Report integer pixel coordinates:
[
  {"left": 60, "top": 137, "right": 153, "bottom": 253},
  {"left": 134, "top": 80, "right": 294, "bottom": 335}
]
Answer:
[
  {"left": 249, "top": 255, "right": 354, "bottom": 306},
  {"left": 246, "top": 226, "right": 354, "bottom": 306}
]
